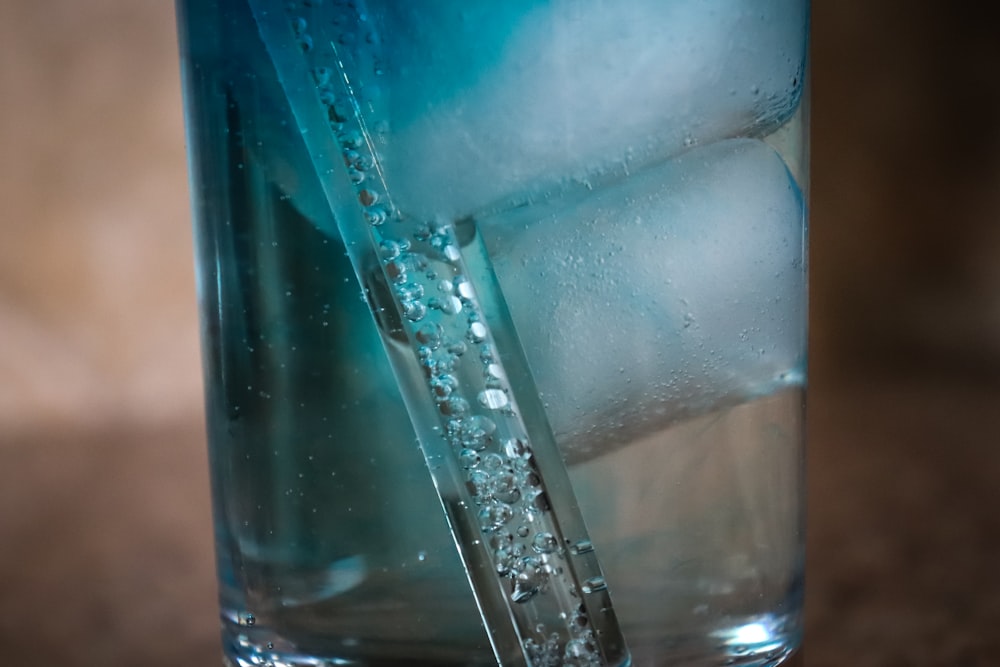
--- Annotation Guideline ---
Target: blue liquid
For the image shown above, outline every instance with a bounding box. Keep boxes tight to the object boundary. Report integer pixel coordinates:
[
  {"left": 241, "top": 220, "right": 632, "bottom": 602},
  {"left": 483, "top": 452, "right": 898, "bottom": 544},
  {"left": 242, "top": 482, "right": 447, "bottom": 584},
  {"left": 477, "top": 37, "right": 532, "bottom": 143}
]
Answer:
[{"left": 177, "top": 0, "right": 806, "bottom": 664}]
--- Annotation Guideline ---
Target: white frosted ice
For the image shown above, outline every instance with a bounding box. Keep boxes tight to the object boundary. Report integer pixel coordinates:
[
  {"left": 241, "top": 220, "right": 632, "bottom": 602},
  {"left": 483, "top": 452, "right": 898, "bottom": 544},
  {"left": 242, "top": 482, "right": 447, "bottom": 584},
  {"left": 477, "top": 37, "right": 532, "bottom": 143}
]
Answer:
[
  {"left": 482, "top": 138, "right": 806, "bottom": 460},
  {"left": 377, "top": 0, "right": 808, "bottom": 220}
]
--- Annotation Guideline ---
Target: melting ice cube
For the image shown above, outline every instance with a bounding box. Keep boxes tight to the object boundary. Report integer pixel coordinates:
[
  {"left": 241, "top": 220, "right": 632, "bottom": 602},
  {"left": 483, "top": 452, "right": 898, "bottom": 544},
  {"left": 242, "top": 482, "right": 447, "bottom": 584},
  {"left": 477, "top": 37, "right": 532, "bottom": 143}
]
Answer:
[
  {"left": 481, "top": 138, "right": 807, "bottom": 461},
  {"left": 375, "top": 0, "right": 808, "bottom": 219}
]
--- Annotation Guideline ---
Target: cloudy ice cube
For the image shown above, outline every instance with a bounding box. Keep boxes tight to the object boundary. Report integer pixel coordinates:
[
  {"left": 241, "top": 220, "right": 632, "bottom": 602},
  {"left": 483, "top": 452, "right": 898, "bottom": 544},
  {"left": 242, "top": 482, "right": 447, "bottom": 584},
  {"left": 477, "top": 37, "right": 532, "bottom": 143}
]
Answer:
[
  {"left": 480, "top": 138, "right": 806, "bottom": 461},
  {"left": 373, "top": 0, "right": 808, "bottom": 220}
]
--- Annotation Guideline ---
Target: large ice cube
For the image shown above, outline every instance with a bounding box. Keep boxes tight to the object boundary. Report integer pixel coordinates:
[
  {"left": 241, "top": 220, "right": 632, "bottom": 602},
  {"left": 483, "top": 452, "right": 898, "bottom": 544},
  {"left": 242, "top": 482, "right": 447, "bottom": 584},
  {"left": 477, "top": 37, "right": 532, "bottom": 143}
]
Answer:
[
  {"left": 374, "top": 0, "right": 808, "bottom": 220},
  {"left": 481, "top": 138, "right": 806, "bottom": 461}
]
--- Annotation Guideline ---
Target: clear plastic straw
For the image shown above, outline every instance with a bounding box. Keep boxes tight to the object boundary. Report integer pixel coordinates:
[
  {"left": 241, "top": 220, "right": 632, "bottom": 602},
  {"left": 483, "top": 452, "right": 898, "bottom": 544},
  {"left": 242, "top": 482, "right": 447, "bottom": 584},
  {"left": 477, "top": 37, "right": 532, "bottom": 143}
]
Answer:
[{"left": 247, "top": 2, "right": 629, "bottom": 665}]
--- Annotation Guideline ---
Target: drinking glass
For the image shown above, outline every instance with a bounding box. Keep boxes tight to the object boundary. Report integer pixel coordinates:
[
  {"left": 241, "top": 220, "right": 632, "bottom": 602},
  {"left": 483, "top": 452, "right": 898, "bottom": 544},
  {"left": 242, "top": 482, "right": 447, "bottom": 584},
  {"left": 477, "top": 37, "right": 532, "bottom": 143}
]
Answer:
[{"left": 176, "top": 1, "right": 809, "bottom": 665}]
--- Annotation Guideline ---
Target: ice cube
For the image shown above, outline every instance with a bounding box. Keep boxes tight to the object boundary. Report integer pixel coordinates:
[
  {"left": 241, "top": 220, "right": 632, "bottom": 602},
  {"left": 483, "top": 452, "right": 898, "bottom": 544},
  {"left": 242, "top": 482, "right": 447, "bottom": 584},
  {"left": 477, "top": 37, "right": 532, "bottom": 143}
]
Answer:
[
  {"left": 480, "top": 138, "right": 806, "bottom": 461},
  {"left": 374, "top": 0, "right": 808, "bottom": 220}
]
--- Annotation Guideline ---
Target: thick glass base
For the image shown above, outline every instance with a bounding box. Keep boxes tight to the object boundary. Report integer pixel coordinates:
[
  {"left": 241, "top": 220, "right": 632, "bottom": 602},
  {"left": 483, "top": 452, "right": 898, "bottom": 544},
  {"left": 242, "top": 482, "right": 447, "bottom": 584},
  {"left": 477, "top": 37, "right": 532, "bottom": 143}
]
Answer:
[{"left": 220, "top": 613, "right": 800, "bottom": 667}]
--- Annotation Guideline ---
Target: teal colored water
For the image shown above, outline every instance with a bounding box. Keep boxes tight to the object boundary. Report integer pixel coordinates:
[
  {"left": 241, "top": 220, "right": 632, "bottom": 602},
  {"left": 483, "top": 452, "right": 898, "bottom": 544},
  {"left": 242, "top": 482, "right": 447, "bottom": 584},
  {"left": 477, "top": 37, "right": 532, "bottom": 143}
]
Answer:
[{"left": 177, "top": 0, "right": 807, "bottom": 665}]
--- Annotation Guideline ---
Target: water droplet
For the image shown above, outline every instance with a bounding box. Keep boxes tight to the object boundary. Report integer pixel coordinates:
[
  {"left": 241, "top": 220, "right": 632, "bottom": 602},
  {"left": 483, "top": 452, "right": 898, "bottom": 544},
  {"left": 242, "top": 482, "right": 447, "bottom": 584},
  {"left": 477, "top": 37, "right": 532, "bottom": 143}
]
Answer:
[
  {"left": 478, "top": 388, "right": 509, "bottom": 410},
  {"left": 570, "top": 540, "right": 594, "bottom": 555},
  {"left": 241, "top": 613, "right": 256, "bottom": 627},
  {"left": 516, "top": 524, "right": 530, "bottom": 538}
]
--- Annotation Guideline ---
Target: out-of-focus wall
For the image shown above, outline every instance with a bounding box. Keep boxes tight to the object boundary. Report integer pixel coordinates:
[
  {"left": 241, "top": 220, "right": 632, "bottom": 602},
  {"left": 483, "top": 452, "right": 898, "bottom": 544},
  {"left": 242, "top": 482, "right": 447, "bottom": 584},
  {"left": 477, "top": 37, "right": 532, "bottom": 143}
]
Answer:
[
  {"left": 0, "top": 0, "right": 200, "bottom": 435},
  {"left": 810, "top": 1, "right": 1000, "bottom": 382}
]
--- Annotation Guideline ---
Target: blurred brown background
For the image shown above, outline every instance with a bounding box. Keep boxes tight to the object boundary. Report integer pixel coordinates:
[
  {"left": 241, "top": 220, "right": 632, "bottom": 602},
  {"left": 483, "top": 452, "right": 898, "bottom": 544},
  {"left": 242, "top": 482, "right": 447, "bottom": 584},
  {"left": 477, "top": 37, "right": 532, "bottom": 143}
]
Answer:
[{"left": 1, "top": 1, "right": 998, "bottom": 665}]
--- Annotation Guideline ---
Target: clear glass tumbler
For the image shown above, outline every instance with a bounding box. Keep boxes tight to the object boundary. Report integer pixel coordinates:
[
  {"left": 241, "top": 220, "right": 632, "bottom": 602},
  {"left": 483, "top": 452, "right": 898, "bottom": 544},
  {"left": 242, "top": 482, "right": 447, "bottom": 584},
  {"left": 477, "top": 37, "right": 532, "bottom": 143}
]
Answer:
[{"left": 176, "top": 1, "right": 808, "bottom": 665}]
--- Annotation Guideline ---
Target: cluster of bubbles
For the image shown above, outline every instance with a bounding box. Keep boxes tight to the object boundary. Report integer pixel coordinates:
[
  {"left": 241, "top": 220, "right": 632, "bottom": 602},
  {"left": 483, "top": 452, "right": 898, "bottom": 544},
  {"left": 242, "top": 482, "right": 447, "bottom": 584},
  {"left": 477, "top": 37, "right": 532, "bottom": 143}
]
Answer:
[
  {"left": 283, "top": 6, "right": 605, "bottom": 665},
  {"left": 527, "top": 624, "right": 602, "bottom": 667}
]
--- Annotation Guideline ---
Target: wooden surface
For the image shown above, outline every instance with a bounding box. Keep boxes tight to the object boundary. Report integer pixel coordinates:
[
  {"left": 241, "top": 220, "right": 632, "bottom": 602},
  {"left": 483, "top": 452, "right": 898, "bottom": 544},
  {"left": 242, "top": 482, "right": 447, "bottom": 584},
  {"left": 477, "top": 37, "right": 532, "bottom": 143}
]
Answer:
[{"left": 1, "top": 0, "right": 999, "bottom": 665}]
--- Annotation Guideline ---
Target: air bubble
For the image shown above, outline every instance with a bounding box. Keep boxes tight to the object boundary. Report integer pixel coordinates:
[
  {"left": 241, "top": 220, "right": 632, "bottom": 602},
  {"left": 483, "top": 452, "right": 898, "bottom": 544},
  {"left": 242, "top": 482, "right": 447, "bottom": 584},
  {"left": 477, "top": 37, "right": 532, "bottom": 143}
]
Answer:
[
  {"left": 459, "top": 448, "right": 481, "bottom": 469},
  {"left": 503, "top": 439, "right": 526, "bottom": 459},
  {"left": 342, "top": 131, "right": 363, "bottom": 149},
  {"left": 441, "top": 295, "right": 464, "bottom": 314},
  {"left": 511, "top": 559, "right": 545, "bottom": 603},
  {"left": 402, "top": 300, "right": 427, "bottom": 322},
  {"left": 481, "top": 453, "right": 504, "bottom": 472},
  {"left": 458, "top": 415, "right": 496, "bottom": 449},
  {"left": 468, "top": 470, "right": 490, "bottom": 498},
  {"left": 366, "top": 205, "right": 388, "bottom": 226},
  {"left": 440, "top": 396, "right": 469, "bottom": 416},
  {"left": 415, "top": 322, "right": 443, "bottom": 349},
  {"left": 455, "top": 277, "right": 475, "bottom": 300},
  {"left": 581, "top": 576, "right": 607, "bottom": 594},
  {"left": 430, "top": 374, "right": 457, "bottom": 399},
  {"left": 564, "top": 638, "right": 596, "bottom": 663},
  {"left": 478, "top": 388, "right": 509, "bottom": 410},
  {"left": 478, "top": 503, "right": 514, "bottom": 532},
  {"left": 570, "top": 540, "right": 594, "bottom": 555},
  {"left": 531, "top": 490, "right": 551, "bottom": 512},
  {"left": 358, "top": 189, "right": 379, "bottom": 206},
  {"left": 384, "top": 259, "right": 406, "bottom": 283},
  {"left": 532, "top": 532, "right": 557, "bottom": 554},
  {"left": 468, "top": 321, "right": 488, "bottom": 343},
  {"left": 311, "top": 67, "right": 332, "bottom": 86},
  {"left": 397, "top": 281, "right": 426, "bottom": 303},
  {"left": 493, "top": 473, "right": 521, "bottom": 504}
]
